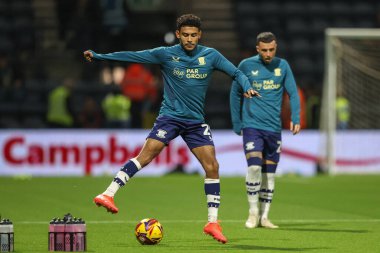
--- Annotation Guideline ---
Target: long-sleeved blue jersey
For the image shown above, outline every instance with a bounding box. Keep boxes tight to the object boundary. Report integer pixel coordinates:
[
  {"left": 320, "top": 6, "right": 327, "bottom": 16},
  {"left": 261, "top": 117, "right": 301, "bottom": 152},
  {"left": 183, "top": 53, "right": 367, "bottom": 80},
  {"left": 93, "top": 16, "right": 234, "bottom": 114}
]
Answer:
[
  {"left": 90, "top": 44, "right": 252, "bottom": 122},
  {"left": 230, "top": 55, "right": 300, "bottom": 133}
]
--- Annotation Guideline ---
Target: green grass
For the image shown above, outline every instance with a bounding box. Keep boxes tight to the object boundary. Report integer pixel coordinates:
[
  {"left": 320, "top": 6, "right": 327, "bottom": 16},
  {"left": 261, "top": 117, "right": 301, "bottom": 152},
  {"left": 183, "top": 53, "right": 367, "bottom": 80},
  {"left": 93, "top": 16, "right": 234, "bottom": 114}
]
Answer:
[{"left": 1, "top": 175, "right": 379, "bottom": 252}]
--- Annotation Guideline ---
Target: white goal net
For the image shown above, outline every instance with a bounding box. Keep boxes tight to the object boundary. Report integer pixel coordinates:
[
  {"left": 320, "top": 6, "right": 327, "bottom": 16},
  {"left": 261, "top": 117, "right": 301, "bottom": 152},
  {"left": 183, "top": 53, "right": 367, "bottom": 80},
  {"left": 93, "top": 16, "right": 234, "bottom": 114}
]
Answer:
[{"left": 320, "top": 28, "right": 380, "bottom": 174}]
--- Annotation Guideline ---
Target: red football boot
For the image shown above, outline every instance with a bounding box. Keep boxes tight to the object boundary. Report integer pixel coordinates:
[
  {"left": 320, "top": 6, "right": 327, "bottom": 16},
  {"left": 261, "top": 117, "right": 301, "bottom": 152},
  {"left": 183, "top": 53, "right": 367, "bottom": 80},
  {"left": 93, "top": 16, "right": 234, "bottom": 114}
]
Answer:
[
  {"left": 203, "top": 221, "right": 228, "bottom": 244},
  {"left": 94, "top": 194, "right": 119, "bottom": 214}
]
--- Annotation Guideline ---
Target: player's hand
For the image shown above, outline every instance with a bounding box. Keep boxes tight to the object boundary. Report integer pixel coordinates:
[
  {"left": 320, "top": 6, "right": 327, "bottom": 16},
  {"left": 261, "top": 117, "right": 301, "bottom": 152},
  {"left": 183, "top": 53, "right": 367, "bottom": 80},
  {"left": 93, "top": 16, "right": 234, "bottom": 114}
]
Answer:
[
  {"left": 243, "top": 89, "right": 261, "bottom": 98},
  {"left": 83, "top": 50, "right": 94, "bottom": 62},
  {"left": 290, "top": 122, "right": 301, "bottom": 135},
  {"left": 233, "top": 124, "right": 242, "bottom": 136},
  {"left": 233, "top": 129, "right": 242, "bottom": 136}
]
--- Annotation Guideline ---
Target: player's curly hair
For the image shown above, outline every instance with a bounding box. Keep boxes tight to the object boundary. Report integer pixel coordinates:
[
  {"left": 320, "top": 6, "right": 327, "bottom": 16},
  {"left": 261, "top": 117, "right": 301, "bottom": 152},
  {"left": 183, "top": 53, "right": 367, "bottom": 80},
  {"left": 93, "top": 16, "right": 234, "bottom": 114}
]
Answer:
[
  {"left": 256, "top": 32, "right": 277, "bottom": 45},
  {"left": 176, "top": 14, "right": 201, "bottom": 30}
]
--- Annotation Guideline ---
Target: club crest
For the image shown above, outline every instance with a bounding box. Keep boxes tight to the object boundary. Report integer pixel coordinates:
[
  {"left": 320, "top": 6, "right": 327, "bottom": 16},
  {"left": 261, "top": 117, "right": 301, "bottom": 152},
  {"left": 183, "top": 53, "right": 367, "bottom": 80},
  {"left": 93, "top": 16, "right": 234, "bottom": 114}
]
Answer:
[
  {"left": 198, "top": 57, "right": 206, "bottom": 65},
  {"left": 156, "top": 129, "right": 167, "bottom": 139},
  {"left": 245, "top": 142, "right": 255, "bottom": 151}
]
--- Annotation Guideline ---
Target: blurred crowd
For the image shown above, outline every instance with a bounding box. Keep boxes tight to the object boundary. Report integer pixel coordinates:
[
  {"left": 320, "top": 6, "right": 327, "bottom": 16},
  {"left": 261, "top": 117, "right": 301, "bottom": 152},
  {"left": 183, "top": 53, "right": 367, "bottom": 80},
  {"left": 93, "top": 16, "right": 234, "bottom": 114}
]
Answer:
[
  {"left": 2, "top": 0, "right": 375, "bottom": 129},
  {"left": 45, "top": 63, "right": 162, "bottom": 129}
]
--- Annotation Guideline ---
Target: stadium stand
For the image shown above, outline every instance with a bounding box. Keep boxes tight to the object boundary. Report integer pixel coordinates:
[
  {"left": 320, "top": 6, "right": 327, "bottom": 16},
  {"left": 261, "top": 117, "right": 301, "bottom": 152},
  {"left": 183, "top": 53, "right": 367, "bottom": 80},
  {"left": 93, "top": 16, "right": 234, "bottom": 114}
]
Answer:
[
  {"left": 0, "top": 0, "right": 379, "bottom": 129},
  {"left": 235, "top": 0, "right": 379, "bottom": 91}
]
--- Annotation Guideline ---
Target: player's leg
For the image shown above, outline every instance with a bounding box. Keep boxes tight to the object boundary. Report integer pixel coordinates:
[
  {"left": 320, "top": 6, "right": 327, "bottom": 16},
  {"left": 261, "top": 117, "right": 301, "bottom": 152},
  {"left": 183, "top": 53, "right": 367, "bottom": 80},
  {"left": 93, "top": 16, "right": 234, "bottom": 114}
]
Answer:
[
  {"left": 259, "top": 132, "right": 281, "bottom": 228},
  {"left": 259, "top": 162, "right": 278, "bottom": 228},
  {"left": 192, "top": 145, "right": 220, "bottom": 221},
  {"left": 94, "top": 138, "right": 166, "bottom": 213},
  {"left": 184, "top": 122, "right": 227, "bottom": 243},
  {"left": 94, "top": 115, "right": 179, "bottom": 213},
  {"left": 192, "top": 145, "right": 227, "bottom": 244},
  {"left": 242, "top": 128, "right": 264, "bottom": 229},
  {"left": 102, "top": 138, "right": 166, "bottom": 196}
]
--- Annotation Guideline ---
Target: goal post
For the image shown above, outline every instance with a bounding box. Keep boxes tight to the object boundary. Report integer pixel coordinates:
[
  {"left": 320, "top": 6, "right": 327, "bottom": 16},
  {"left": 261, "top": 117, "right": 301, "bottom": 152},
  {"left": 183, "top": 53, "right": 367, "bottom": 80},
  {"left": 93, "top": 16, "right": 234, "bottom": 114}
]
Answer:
[{"left": 321, "top": 28, "right": 380, "bottom": 175}]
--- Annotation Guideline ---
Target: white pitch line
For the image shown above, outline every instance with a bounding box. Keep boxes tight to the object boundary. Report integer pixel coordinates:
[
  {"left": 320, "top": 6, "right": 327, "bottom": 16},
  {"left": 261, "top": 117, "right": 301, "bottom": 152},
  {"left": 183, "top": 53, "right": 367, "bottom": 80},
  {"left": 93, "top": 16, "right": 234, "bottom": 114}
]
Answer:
[{"left": 16, "top": 219, "right": 380, "bottom": 225}]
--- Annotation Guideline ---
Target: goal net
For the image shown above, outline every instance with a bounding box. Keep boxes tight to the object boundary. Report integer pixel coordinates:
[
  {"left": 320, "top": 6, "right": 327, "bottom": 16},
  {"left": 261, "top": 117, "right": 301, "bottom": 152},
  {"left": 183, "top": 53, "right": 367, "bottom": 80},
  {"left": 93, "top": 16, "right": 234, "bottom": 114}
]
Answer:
[{"left": 320, "top": 28, "right": 380, "bottom": 174}]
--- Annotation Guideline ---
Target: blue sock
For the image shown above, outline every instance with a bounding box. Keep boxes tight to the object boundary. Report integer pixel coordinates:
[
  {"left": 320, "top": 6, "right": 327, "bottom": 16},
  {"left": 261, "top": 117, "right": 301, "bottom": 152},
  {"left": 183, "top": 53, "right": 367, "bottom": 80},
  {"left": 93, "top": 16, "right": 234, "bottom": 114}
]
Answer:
[
  {"left": 104, "top": 159, "right": 142, "bottom": 197},
  {"left": 113, "top": 159, "right": 140, "bottom": 187}
]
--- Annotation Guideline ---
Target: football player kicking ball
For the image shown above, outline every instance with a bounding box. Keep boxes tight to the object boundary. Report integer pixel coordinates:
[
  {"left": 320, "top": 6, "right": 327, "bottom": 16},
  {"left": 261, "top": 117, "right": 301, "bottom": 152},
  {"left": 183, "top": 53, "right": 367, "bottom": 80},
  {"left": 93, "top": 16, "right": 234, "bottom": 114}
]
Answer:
[
  {"left": 83, "top": 14, "right": 259, "bottom": 244},
  {"left": 230, "top": 32, "right": 301, "bottom": 229}
]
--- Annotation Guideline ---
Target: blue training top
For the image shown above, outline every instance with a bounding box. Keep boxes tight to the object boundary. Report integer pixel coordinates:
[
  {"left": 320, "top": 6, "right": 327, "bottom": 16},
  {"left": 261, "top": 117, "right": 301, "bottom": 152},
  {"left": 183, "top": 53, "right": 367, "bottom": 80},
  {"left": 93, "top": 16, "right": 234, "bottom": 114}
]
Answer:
[
  {"left": 230, "top": 55, "right": 300, "bottom": 133},
  {"left": 90, "top": 44, "right": 252, "bottom": 122}
]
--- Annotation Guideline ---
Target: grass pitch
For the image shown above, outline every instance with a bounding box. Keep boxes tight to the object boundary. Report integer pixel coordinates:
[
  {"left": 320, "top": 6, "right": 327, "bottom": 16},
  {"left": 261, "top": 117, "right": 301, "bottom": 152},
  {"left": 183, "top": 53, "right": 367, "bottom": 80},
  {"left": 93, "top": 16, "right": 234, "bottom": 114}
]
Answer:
[{"left": 0, "top": 174, "right": 379, "bottom": 252}]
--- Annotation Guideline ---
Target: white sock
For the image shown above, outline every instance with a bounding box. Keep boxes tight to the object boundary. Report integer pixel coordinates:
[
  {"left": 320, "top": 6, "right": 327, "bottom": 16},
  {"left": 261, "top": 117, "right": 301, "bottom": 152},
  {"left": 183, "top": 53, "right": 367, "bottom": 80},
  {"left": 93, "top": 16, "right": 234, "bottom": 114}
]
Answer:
[
  {"left": 260, "top": 173, "right": 275, "bottom": 220},
  {"left": 103, "top": 158, "right": 142, "bottom": 197},
  {"left": 246, "top": 165, "right": 262, "bottom": 216},
  {"left": 208, "top": 207, "right": 218, "bottom": 223},
  {"left": 103, "top": 171, "right": 129, "bottom": 197}
]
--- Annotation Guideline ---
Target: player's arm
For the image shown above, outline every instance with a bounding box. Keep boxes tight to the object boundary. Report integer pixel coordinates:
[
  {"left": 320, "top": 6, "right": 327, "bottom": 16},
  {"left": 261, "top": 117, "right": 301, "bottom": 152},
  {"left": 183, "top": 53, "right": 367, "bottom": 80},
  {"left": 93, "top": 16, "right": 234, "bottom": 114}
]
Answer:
[
  {"left": 283, "top": 61, "right": 301, "bottom": 135},
  {"left": 83, "top": 48, "right": 163, "bottom": 64},
  {"left": 230, "top": 80, "right": 244, "bottom": 135},
  {"left": 212, "top": 50, "right": 260, "bottom": 98}
]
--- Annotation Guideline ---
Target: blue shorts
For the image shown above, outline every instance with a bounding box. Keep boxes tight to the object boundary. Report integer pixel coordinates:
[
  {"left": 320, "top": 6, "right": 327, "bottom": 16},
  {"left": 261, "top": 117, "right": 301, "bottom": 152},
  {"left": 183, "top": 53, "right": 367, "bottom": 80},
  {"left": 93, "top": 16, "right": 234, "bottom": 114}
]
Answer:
[
  {"left": 242, "top": 128, "right": 282, "bottom": 164},
  {"left": 147, "top": 115, "right": 214, "bottom": 149}
]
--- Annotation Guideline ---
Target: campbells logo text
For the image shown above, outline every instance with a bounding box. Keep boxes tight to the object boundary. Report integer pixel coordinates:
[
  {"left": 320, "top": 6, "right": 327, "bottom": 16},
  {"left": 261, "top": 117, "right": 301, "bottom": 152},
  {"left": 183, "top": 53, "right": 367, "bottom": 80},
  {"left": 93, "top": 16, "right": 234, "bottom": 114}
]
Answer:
[{"left": 3, "top": 136, "right": 190, "bottom": 175}]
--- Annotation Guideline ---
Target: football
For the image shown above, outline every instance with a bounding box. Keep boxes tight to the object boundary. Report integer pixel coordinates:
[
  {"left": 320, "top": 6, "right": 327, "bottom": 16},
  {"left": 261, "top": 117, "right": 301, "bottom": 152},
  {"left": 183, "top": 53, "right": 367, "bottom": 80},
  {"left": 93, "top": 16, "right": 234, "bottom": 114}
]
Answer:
[{"left": 135, "top": 218, "right": 163, "bottom": 245}]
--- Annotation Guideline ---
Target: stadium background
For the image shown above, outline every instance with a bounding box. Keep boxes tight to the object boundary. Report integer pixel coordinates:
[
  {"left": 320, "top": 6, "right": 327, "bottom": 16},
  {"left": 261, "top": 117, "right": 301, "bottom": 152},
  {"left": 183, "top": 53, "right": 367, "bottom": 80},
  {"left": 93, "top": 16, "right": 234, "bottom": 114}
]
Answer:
[
  {"left": 0, "top": 0, "right": 379, "bottom": 130},
  {"left": 1, "top": 0, "right": 380, "bottom": 176}
]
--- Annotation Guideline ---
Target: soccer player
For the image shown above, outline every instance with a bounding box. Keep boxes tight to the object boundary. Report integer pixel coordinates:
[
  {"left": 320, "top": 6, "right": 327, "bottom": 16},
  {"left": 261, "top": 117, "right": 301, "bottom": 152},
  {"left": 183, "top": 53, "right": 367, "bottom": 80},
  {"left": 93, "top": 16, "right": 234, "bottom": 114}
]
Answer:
[
  {"left": 83, "top": 14, "right": 259, "bottom": 244},
  {"left": 230, "top": 32, "right": 301, "bottom": 229}
]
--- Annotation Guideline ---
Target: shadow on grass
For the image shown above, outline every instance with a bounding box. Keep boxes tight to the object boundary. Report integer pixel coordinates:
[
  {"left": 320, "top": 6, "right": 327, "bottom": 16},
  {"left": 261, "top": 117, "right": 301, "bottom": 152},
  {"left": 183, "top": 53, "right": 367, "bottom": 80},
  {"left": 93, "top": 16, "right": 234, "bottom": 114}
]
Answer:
[
  {"left": 113, "top": 242, "right": 329, "bottom": 252},
  {"left": 280, "top": 227, "right": 368, "bottom": 233},
  {"left": 230, "top": 245, "right": 330, "bottom": 251},
  {"left": 278, "top": 223, "right": 330, "bottom": 227}
]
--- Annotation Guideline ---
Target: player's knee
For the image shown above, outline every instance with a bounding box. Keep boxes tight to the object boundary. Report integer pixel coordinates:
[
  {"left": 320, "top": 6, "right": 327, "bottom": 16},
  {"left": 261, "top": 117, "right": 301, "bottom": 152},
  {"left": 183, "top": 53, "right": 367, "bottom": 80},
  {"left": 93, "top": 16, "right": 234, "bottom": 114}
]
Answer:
[
  {"left": 204, "top": 160, "right": 219, "bottom": 177},
  {"left": 136, "top": 139, "right": 165, "bottom": 167},
  {"left": 209, "top": 160, "right": 219, "bottom": 172},
  {"left": 246, "top": 152, "right": 262, "bottom": 166},
  {"left": 247, "top": 157, "right": 262, "bottom": 167},
  {"left": 262, "top": 164, "right": 277, "bottom": 173}
]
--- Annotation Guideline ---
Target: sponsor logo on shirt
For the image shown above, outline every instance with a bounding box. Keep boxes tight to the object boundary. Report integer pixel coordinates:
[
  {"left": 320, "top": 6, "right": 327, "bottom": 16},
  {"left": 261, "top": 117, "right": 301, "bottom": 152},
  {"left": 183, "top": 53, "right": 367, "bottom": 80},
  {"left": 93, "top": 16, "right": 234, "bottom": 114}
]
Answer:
[
  {"left": 251, "top": 70, "right": 259, "bottom": 76},
  {"left": 173, "top": 68, "right": 185, "bottom": 78},
  {"left": 172, "top": 56, "right": 180, "bottom": 62},
  {"left": 263, "top": 80, "right": 281, "bottom": 89},
  {"left": 186, "top": 68, "right": 207, "bottom": 79},
  {"left": 252, "top": 81, "right": 262, "bottom": 91},
  {"left": 253, "top": 80, "right": 280, "bottom": 90}
]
